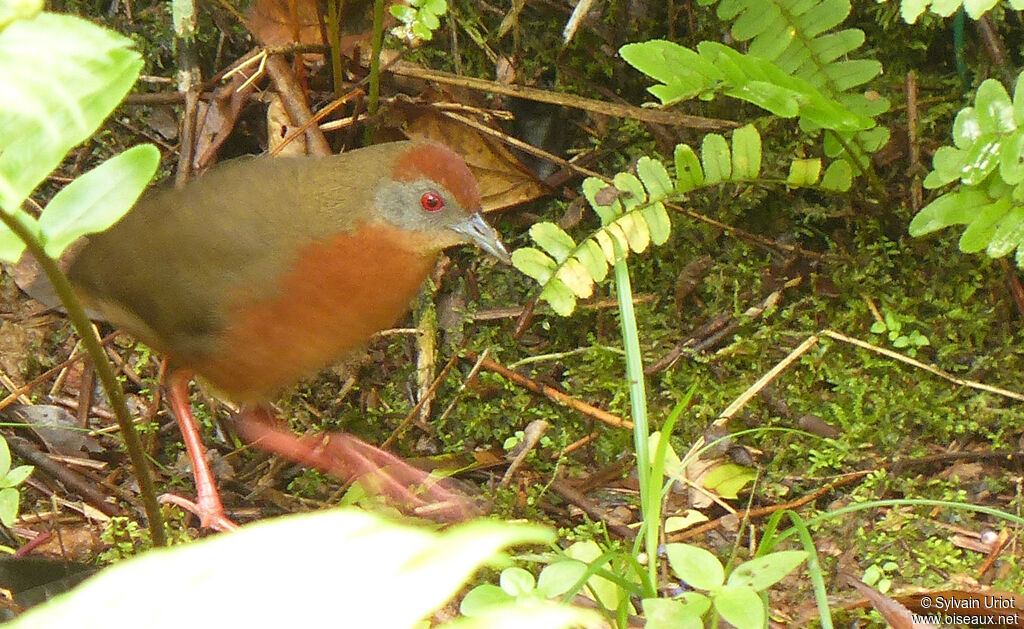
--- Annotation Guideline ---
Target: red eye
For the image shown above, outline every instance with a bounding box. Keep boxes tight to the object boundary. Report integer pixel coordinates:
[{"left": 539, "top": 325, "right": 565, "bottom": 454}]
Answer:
[{"left": 420, "top": 191, "right": 444, "bottom": 212}]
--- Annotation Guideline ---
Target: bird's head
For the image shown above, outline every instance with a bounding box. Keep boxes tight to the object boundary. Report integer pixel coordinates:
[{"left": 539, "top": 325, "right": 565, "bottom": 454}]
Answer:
[{"left": 373, "top": 141, "right": 510, "bottom": 263}]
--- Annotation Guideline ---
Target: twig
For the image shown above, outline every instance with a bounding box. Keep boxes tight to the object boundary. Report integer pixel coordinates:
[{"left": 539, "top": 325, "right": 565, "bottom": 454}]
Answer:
[
  {"left": 821, "top": 329, "right": 1024, "bottom": 402},
  {"left": 265, "top": 54, "right": 332, "bottom": 156},
  {"left": 463, "top": 351, "right": 633, "bottom": 430},
  {"left": 388, "top": 61, "right": 737, "bottom": 131}
]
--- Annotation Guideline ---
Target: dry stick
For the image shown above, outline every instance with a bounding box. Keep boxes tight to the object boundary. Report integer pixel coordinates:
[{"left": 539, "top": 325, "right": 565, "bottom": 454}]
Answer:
[
  {"left": 0, "top": 331, "right": 121, "bottom": 413},
  {"left": 463, "top": 351, "right": 634, "bottom": 430},
  {"left": 821, "top": 329, "right": 1024, "bottom": 402},
  {"left": 501, "top": 419, "right": 549, "bottom": 487},
  {"left": 381, "top": 350, "right": 463, "bottom": 449},
  {"left": 7, "top": 435, "right": 120, "bottom": 517},
  {"left": 387, "top": 61, "right": 737, "bottom": 131},
  {"left": 670, "top": 203, "right": 827, "bottom": 259},
  {"left": 264, "top": 54, "right": 332, "bottom": 156},
  {"left": 435, "top": 348, "right": 490, "bottom": 426},
  {"left": 559, "top": 431, "right": 600, "bottom": 457},
  {"left": 668, "top": 470, "right": 872, "bottom": 542},
  {"left": 439, "top": 110, "right": 607, "bottom": 181},
  {"left": 550, "top": 477, "right": 635, "bottom": 539}
]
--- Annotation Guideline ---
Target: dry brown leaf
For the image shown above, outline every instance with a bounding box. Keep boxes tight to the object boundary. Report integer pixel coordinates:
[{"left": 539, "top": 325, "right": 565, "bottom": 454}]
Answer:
[{"left": 398, "top": 104, "right": 548, "bottom": 212}]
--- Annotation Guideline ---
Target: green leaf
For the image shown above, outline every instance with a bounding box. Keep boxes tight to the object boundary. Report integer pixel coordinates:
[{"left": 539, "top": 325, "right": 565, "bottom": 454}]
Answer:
[
  {"left": 925, "top": 145, "right": 967, "bottom": 188},
  {"left": 582, "top": 177, "right": 622, "bottom": 224},
  {"left": 701, "top": 134, "right": 731, "bottom": 184},
  {"left": 529, "top": 222, "right": 576, "bottom": 262},
  {"left": 612, "top": 172, "right": 647, "bottom": 211},
  {"left": 986, "top": 203, "right": 1024, "bottom": 258},
  {"left": 730, "top": 124, "right": 761, "bottom": 179},
  {"left": 820, "top": 160, "right": 853, "bottom": 191},
  {"left": 963, "top": 0, "right": 1001, "bottom": 20},
  {"left": 636, "top": 156, "right": 673, "bottom": 200},
  {"left": 909, "top": 189, "right": 991, "bottom": 235},
  {"left": 9, "top": 509, "right": 555, "bottom": 629},
  {"left": 0, "top": 0, "right": 41, "bottom": 31},
  {"left": 615, "top": 213, "right": 650, "bottom": 253},
  {"left": 665, "top": 543, "right": 724, "bottom": 591},
  {"left": 1000, "top": 130, "right": 1024, "bottom": 185},
  {"left": 0, "top": 12, "right": 143, "bottom": 211},
  {"left": 727, "top": 551, "right": 807, "bottom": 591},
  {"left": 0, "top": 437, "right": 10, "bottom": 479},
  {"left": 641, "top": 596, "right": 708, "bottom": 629},
  {"left": 640, "top": 202, "right": 672, "bottom": 246},
  {"left": 674, "top": 144, "right": 704, "bottom": 192},
  {"left": 536, "top": 560, "right": 587, "bottom": 599},
  {"left": 787, "top": 159, "right": 822, "bottom": 186},
  {"left": 563, "top": 541, "right": 622, "bottom": 611},
  {"left": 499, "top": 567, "right": 535, "bottom": 597},
  {"left": 511, "top": 248, "right": 557, "bottom": 284},
  {"left": 0, "top": 465, "right": 32, "bottom": 489},
  {"left": 712, "top": 585, "right": 764, "bottom": 629},
  {"left": 0, "top": 487, "right": 18, "bottom": 527},
  {"left": 975, "top": 79, "right": 1016, "bottom": 134},
  {"left": 574, "top": 240, "right": 609, "bottom": 283},
  {"left": 959, "top": 197, "right": 1012, "bottom": 253},
  {"left": 555, "top": 258, "right": 595, "bottom": 298},
  {"left": 39, "top": 144, "right": 159, "bottom": 258},
  {"left": 700, "top": 463, "right": 756, "bottom": 499},
  {"left": 389, "top": 5, "right": 417, "bottom": 22},
  {"left": 959, "top": 136, "right": 1001, "bottom": 186},
  {"left": 460, "top": 584, "right": 512, "bottom": 615},
  {"left": 539, "top": 280, "right": 576, "bottom": 316}
]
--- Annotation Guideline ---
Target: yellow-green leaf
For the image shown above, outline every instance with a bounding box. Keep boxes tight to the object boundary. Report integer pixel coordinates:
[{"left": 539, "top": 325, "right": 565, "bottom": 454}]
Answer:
[
  {"left": 641, "top": 201, "right": 671, "bottom": 245},
  {"left": 612, "top": 172, "right": 646, "bottom": 211},
  {"left": 511, "top": 247, "right": 557, "bottom": 284},
  {"left": 731, "top": 124, "right": 761, "bottom": 179},
  {"left": 616, "top": 213, "right": 650, "bottom": 253},
  {"left": 529, "top": 222, "right": 576, "bottom": 262},
  {"left": 540, "top": 279, "right": 577, "bottom": 316},
  {"left": 787, "top": 158, "right": 822, "bottom": 186},
  {"left": 675, "top": 144, "right": 704, "bottom": 192},
  {"left": 701, "top": 133, "right": 731, "bottom": 184},
  {"left": 636, "top": 156, "right": 673, "bottom": 200},
  {"left": 556, "top": 258, "right": 595, "bottom": 298},
  {"left": 575, "top": 240, "right": 609, "bottom": 282}
]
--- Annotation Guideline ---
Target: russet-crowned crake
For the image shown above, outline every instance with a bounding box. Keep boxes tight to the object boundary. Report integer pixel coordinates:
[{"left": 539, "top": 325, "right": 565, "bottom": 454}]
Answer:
[{"left": 37, "top": 140, "right": 509, "bottom": 530}]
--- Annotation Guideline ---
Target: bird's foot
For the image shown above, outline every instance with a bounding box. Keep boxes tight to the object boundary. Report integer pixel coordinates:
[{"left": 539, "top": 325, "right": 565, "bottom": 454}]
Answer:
[
  {"left": 235, "top": 415, "right": 479, "bottom": 522},
  {"left": 159, "top": 493, "right": 239, "bottom": 532}
]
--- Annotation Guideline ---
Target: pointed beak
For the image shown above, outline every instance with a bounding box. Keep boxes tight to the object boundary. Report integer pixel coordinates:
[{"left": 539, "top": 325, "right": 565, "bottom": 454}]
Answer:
[{"left": 451, "top": 212, "right": 511, "bottom": 264}]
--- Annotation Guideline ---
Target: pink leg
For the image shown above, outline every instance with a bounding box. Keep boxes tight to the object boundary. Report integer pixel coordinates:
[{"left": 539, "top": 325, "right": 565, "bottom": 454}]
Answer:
[
  {"left": 160, "top": 370, "right": 238, "bottom": 532},
  {"left": 234, "top": 406, "right": 477, "bottom": 522}
]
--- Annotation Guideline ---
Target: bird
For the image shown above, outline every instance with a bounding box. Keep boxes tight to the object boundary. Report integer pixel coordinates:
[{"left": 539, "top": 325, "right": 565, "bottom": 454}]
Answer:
[{"left": 23, "top": 140, "right": 509, "bottom": 530}]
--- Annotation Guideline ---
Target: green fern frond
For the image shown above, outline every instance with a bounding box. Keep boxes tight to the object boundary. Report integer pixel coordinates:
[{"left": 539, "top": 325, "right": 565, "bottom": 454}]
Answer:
[
  {"left": 620, "top": 40, "right": 873, "bottom": 134},
  {"left": 699, "top": 0, "right": 890, "bottom": 181},
  {"left": 513, "top": 124, "right": 842, "bottom": 315},
  {"left": 909, "top": 76, "right": 1024, "bottom": 266}
]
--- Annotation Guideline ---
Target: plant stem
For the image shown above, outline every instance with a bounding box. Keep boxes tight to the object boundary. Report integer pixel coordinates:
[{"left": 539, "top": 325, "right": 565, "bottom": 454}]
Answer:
[
  {"left": 611, "top": 255, "right": 656, "bottom": 590},
  {"left": 0, "top": 211, "right": 167, "bottom": 547},
  {"left": 364, "top": 0, "right": 385, "bottom": 143}
]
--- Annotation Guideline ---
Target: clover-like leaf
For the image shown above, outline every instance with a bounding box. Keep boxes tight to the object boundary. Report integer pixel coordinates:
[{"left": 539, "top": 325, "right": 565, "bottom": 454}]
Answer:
[
  {"left": 727, "top": 551, "right": 807, "bottom": 591},
  {"left": 665, "top": 543, "right": 724, "bottom": 591}
]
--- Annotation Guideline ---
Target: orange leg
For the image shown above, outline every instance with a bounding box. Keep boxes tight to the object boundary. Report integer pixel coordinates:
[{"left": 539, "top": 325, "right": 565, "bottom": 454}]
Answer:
[
  {"left": 159, "top": 369, "right": 238, "bottom": 532},
  {"left": 234, "top": 406, "right": 477, "bottom": 522}
]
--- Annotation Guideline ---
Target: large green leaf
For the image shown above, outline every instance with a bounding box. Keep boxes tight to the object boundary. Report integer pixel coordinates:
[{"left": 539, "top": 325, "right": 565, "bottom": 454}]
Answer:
[
  {"left": 39, "top": 144, "right": 159, "bottom": 258},
  {"left": 0, "top": 12, "right": 142, "bottom": 211},
  {"left": 8, "top": 509, "right": 557, "bottom": 629}
]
